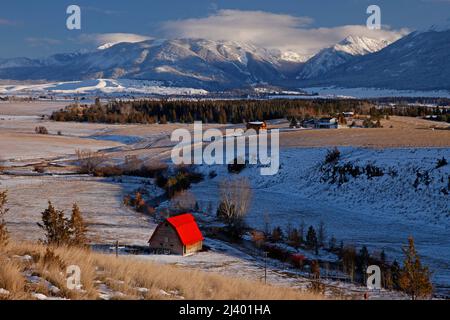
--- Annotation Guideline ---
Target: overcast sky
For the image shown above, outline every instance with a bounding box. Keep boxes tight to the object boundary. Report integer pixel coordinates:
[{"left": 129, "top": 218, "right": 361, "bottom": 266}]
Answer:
[{"left": 1, "top": 0, "right": 449, "bottom": 58}]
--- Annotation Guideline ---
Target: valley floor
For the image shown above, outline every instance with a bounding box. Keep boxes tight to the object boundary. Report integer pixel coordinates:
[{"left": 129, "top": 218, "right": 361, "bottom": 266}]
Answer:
[{"left": 1, "top": 101, "right": 449, "bottom": 299}]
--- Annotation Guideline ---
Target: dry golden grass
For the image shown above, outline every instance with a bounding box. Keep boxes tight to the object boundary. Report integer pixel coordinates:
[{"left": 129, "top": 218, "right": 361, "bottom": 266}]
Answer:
[
  {"left": 280, "top": 116, "right": 450, "bottom": 148},
  {"left": 0, "top": 259, "right": 27, "bottom": 300},
  {"left": 0, "top": 241, "right": 322, "bottom": 300}
]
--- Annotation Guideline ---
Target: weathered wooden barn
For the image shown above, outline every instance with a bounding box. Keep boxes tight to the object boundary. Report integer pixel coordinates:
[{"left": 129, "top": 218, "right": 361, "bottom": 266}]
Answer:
[{"left": 148, "top": 214, "right": 204, "bottom": 256}]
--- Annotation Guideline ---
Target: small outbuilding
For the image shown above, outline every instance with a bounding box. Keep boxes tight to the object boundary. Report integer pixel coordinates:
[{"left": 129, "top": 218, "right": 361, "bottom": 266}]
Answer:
[
  {"left": 246, "top": 121, "right": 267, "bottom": 133},
  {"left": 315, "top": 117, "right": 338, "bottom": 129},
  {"left": 149, "top": 213, "right": 204, "bottom": 256}
]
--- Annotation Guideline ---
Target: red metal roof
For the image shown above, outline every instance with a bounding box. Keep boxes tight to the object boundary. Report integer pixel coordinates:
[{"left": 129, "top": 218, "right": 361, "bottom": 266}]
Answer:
[{"left": 166, "top": 213, "right": 204, "bottom": 246}]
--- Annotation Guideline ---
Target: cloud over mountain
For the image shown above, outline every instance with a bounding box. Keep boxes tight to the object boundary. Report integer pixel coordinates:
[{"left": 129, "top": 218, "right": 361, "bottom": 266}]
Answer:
[
  {"left": 161, "top": 9, "right": 408, "bottom": 56},
  {"left": 78, "top": 33, "right": 153, "bottom": 47}
]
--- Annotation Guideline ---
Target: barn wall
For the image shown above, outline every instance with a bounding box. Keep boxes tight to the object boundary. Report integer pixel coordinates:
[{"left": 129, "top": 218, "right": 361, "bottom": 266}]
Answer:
[
  {"left": 185, "top": 241, "right": 203, "bottom": 255},
  {"left": 149, "top": 223, "right": 184, "bottom": 255}
]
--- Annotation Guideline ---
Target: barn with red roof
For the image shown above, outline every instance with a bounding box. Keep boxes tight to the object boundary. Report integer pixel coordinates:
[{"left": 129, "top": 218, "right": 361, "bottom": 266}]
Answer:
[{"left": 148, "top": 213, "right": 204, "bottom": 256}]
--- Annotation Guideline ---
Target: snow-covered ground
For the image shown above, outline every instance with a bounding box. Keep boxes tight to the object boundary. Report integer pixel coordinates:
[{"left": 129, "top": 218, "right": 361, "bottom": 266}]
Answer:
[
  {"left": 1, "top": 175, "right": 159, "bottom": 246},
  {"left": 136, "top": 238, "right": 408, "bottom": 299},
  {"left": 0, "top": 79, "right": 208, "bottom": 96},
  {"left": 190, "top": 147, "right": 450, "bottom": 294}
]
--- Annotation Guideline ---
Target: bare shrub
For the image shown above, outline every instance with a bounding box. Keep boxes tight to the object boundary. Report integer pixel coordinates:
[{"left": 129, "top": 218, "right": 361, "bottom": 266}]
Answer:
[
  {"left": 33, "top": 165, "right": 46, "bottom": 174},
  {"left": 250, "top": 230, "right": 265, "bottom": 248},
  {"left": 436, "top": 157, "right": 448, "bottom": 169},
  {"left": 35, "top": 126, "right": 49, "bottom": 135},
  {"left": 217, "top": 177, "right": 252, "bottom": 239},
  {"left": 324, "top": 147, "right": 340, "bottom": 164},
  {"left": 76, "top": 149, "right": 107, "bottom": 174},
  {"left": 123, "top": 155, "right": 143, "bottom": 172}
]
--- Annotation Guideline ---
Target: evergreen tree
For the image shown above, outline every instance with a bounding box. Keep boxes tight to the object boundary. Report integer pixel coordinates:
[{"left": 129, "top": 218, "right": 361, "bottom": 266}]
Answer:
[
  {"left": 271, "top": 226, "right": 283, "bottom": 242},
  {"left": 306, "top": 226, "right": 318, "bottom": 254},
  {"left": 357, "top": 246, "right": 370, "bottom": 283},
  {"left": 289, "top": 117, "right": 298, "bottom": 128},
  {"left": 399, "top": 237, "right": 433, "bottom": 300},
  {"left": 380, "top": 250, "right": 387, "bottom": 266},
  {"left": 328, "top": 236, "right": 337, "bottom": 251},
  {"left": 317, "top": 221, "right": 326, "bottom": 247},
  {"left": 0, "top": 190, "right": 9, "bottom": 248},
  {"left": 37, "top": 201, "right": 71, "bottom": 246},
  {"left": 69, "top": 203, "right": 88, "bottom": 247},
  {"left": 391, "top": 260, "right": 401, "bottom": 290}
]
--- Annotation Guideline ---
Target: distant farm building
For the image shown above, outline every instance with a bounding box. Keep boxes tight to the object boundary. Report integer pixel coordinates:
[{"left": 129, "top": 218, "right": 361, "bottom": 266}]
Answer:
[
  {"left": 149, "top": 214, "right": 204, "bottom": 256},
  {"left": 315, "top": 117, "right": 338, "bottom": 129},
  {"left": 246, "top": 121, "right": 267, "bottom": 133},
  {"left": 342, "top": 112, "right": 355, "bottom": 119}
]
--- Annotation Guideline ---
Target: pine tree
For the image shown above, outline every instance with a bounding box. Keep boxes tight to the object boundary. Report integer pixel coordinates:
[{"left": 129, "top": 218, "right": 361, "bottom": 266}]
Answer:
[
  {"left": 37, "top": 201, "right": 71, "bottom": 246},
  {"left": 317, "top": 221, "right": 326, "bottom": 247},
  {"left": 391, "top": 260, "right": 401, "bottom": 290},
  {"left": 0, "top": 190, "right": 9, "bottom": 248},
  {"left": 328, "top": 236, "right": 337, "bottom": 250},
  {"left": 399, "top": 236, "right": 433, "bottom": 300},
  {"left": 289, "top": 117, "right": 298, "bottom": 128},
  {"left": 380, "top": 250, "right": 387, "bottom": 266},
  {"left": 357, "top": 246, "right": 370, "bottom": 283},
  {"left": 271, "top": 226, "right": 283, "bottom": 242},
  {"left": 299, "top": 220, "right": 305, "bottom": 244},
  {"left": 306, "top": 226, "right": 318, "bottom": 254},
  {"left": 69, "top": 203, "right": 88, "bottom": 247}
]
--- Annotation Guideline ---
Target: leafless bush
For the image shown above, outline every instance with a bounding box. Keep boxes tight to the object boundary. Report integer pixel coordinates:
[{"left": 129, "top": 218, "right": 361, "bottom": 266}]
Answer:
[
  {"left": 217, "top": 177, "right": 252, "bottom": 239},
  {"left": 35, "top": 126, "right": 49, "bottom": 135},
  {"left": 76, "top": 149, "right": 107, "bottom": 174},
  {"left": 33, "top": 165, "right": 46, "bottom": 174}
]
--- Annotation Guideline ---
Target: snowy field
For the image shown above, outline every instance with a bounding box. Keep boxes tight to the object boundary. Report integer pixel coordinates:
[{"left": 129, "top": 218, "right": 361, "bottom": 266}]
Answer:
[
  {"left": 0, "top": 175, "right": 158, "bottom": 245},
  {"left": 190, "top": 147, "right": 450, "bottom": 294},
  {"left": 0, "top": 79, "right": 208, "bottom": 96}
]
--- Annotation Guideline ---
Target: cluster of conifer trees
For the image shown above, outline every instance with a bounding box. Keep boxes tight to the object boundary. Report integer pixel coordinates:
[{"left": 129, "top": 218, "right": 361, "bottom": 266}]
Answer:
[
  {"left": 51, "top": 99, "right": 373, "bottom": 124},
  {"left": 51, "top": 98, "right": 450, "bottom": 124}
]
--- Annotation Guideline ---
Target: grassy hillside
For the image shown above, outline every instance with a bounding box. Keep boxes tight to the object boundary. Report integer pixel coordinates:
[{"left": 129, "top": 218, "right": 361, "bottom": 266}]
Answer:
[{"left": 0, "top": 241, "right": 321, "bottom": 300}]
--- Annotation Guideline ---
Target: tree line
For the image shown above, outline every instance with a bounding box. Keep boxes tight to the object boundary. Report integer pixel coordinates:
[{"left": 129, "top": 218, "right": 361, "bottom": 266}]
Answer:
[{"left": 51, "top": 99, "right": 374, "bottom": 124}]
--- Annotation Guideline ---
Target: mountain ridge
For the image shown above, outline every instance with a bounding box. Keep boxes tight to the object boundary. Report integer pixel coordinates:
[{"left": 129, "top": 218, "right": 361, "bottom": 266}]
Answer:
[{"left": 1, "top": 31, "right": 449, "bottom": 92}]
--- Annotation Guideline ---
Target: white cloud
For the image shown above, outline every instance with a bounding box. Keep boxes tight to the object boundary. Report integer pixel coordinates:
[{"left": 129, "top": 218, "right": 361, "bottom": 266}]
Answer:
[
  {"left": 161, "top": 10, "right": 409, "bottom": 55},
  {"left": 78, "top": 33, "right": 152, "bottom": 46}
]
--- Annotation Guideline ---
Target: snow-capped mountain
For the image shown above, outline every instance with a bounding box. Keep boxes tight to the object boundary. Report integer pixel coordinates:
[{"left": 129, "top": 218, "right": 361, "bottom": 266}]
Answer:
[
  {"left": 2, "top": 30, "right": 449, "bottom": 92},
  {"left": 297, "top": 36, "right": 390, "bottom": 79},
  {"left": 299, "top": 27, "right": 450, "bottom": 91},
  {"left": 0, "top": 39, "right": 295, "bottom": 90}
]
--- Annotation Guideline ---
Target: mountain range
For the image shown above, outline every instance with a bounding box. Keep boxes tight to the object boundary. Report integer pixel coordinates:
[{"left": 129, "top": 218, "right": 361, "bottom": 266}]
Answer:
[{"left": 0, "top": 27, "right": 449, "bottom": 92}]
